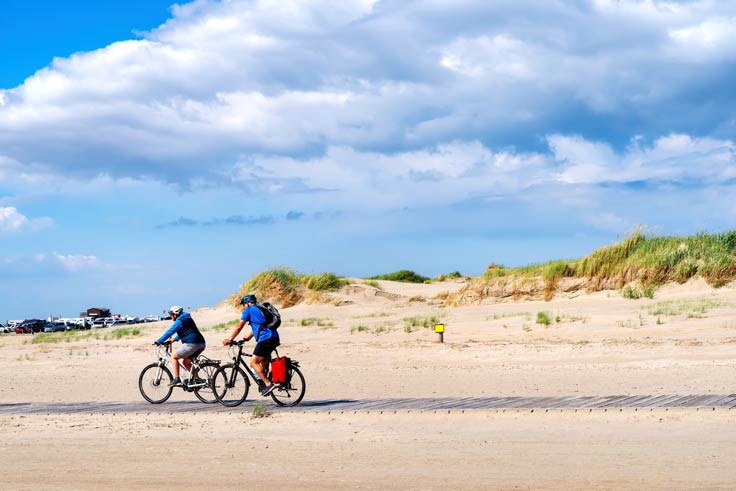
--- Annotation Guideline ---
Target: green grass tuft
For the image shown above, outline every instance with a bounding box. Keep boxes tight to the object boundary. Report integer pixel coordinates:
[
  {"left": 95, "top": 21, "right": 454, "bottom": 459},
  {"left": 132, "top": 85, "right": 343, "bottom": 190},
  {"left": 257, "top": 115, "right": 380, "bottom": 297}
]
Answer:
[
  {"left": 206, "top": 319, "right": 240, "bottom": 332},
  {"left": 252, "top": 403, "right": 269, "bottom": 418},
  {"left": 367, "top": 270, "right": 430, "bottom": 283},
  {"left": 536, "top": 312, "right": 551, "bottom": 326},
  {"left": 402, "top": 315, "right": 441, "bottom": 329},
  {"left": 303, "top": 273, "right": 349, "bottom": 291}
]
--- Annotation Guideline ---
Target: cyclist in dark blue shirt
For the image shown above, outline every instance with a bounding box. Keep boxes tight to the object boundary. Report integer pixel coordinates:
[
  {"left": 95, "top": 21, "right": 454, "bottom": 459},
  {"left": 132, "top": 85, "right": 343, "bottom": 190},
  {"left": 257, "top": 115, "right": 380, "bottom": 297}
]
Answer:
[
  {"left": 155, "top": 306, "right": 206, "bottom": 387},
  {"left": 223, "top": 294, "right": 280, "bottom": 396}
]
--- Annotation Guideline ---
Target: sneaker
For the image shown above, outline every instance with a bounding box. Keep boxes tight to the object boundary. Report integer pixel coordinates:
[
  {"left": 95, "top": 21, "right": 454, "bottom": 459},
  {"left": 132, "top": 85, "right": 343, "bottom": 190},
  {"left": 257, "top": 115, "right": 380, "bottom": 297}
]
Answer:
[
  {"left": 168, "top": 377, "right": 182, "bottom": 388},
  {"left": 260, "top": 383, "right": 275, "bottom": 396}
]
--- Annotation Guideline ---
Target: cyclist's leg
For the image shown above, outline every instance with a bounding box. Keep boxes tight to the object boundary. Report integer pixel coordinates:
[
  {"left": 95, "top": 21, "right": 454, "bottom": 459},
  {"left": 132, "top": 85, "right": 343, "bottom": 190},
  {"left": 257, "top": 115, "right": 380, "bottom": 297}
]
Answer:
[
  {"left": 252, "top": 338, "right": 279, "bottom": 387},
  {"left": 175, "top": 344, "right": 205, "bottom": 380},
  {"left": 171, "top": 351, "right": 182, "bottom": 380},
  {"left": 251, "top": 355, "right": 269, "bottom": 383}
]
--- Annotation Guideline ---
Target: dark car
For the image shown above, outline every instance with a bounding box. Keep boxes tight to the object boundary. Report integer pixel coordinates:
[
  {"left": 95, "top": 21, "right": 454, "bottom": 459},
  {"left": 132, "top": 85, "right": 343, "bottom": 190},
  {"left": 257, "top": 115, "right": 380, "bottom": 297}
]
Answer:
[{"left": 16, "top": 319, "right": 45, "bottom": 334}]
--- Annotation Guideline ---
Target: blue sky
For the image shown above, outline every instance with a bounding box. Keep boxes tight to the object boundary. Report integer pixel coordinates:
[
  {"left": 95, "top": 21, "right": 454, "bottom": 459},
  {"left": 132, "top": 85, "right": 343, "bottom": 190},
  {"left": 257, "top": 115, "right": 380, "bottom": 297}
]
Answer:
[{"left": 1, "top": 0, "right": 735, "bottom": 319}]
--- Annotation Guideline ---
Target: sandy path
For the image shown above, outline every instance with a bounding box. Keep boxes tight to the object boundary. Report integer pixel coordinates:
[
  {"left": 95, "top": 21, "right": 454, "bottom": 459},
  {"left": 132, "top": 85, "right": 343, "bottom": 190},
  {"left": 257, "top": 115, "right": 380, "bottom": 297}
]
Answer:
[{"left": 2, "top": 411, "right": 735, "bottom": 490}]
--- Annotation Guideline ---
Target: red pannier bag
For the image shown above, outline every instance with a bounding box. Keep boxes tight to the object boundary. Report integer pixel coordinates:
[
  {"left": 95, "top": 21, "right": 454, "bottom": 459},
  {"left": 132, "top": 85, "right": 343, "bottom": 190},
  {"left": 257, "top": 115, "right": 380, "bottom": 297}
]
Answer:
[{"left": 271, "top": 356, "right": 289, "bottom": 384}]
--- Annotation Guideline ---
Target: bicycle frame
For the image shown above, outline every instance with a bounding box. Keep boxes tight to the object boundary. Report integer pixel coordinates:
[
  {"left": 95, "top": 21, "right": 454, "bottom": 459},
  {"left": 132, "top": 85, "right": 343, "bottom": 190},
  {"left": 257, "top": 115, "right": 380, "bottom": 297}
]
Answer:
[
  {"left": 224, "top": 341, "right": 272, "bottom": 387},
  {"left": 154, "top": 342, "right": 210, "bottom": 390}
]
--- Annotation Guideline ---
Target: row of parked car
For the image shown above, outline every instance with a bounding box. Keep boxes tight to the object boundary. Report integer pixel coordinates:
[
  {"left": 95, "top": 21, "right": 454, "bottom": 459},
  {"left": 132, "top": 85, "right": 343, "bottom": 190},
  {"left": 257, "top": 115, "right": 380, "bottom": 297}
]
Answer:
[{"left": 2, "top": 315, "right": 164, "bottom": 334}]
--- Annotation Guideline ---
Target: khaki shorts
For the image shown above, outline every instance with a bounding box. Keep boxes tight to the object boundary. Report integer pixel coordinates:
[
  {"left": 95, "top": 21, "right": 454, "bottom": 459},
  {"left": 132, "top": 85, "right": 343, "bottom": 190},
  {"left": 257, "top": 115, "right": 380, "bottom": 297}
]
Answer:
[{"left": 176, "top": 343, "right": 206, "bottom": 359}]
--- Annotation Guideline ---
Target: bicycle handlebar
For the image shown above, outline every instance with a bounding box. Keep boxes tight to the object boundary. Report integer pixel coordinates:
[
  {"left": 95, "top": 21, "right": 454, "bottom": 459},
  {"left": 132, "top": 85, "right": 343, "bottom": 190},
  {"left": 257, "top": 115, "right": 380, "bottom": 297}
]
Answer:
[{"left": 225, "top": 339, "right": 247, "bottom": 346}]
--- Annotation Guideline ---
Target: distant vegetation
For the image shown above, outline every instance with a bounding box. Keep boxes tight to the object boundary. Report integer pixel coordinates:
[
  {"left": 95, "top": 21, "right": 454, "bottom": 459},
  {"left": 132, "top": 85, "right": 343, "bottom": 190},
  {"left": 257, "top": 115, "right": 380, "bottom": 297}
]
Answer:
[
  {"left": 26, "top": 327, "right": 143, "bottom": 344},
  {"left": 454, "top": 230, "right": 736, "bottom": 302},
  {"left": 233, "top": 230, "right": 736, "bottom": 308},
  {"left": 482, "top": 230, "right": 736, "bottom": 287},
  {"left": 367, "top": 270, "right": 430, "bottom": 283},
  {"left": 434, "top": 271, "right": 464, "bottom": 281},
  {"left": 236, "top": 267, "right": 349, "bottom": 307}
]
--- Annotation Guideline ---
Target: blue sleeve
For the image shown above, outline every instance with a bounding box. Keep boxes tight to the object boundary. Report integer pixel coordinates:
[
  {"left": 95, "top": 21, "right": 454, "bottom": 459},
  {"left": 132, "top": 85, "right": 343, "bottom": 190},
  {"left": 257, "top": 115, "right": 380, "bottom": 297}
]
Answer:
[
  {"left": 240, "top": 307, "right": 250, "bottom": 322},
  {"left": 157, "top": 318, "right": 181, "bottom": 344}
]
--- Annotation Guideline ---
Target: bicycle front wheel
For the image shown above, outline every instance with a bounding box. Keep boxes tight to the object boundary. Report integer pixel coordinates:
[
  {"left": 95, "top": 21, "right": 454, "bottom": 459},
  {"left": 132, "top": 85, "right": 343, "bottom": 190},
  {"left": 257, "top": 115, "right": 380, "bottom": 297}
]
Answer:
[
  {"left": 212, "top": 364, "right": 250, "bottom": 407},
  {"left": 271, "top": 365, "right": 306, "bottom": 407},
  {"left": 193, "top": 361, "right": 220, "bottom": 404},
  {"left": 139, "top": 363, "right": 173, "bottom": 404}
]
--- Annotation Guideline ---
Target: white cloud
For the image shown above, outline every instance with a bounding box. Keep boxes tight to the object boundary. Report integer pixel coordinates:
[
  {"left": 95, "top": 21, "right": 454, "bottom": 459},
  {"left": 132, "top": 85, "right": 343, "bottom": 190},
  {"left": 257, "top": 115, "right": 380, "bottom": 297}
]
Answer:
[
  {"left": 0, "top": 207, "right": 52, "bottom": 235},
  {"left": 0, "top": 252, "right": 100, "bottom": 278},
  {"left": 550, "top": 133, "right": 735, "bottom": 185},
  {"left": 231, "top": 141, "right": 549, "bottom": 209},
  {"left": 668, "top": 17, "right": 736, "bottom": 60},
  {"left": 49, "top": 253, "right": 99, "bottom": 272},
  {"left": 0, "top": 0, "right": 734, "bottom": 190}
]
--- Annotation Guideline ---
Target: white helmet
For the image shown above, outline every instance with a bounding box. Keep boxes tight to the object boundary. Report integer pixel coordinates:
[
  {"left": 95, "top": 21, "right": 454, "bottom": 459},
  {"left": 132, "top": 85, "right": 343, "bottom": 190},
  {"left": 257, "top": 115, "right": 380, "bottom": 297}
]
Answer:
[{"left": 168, "top": 305, "right": 183, "bottom": 316}]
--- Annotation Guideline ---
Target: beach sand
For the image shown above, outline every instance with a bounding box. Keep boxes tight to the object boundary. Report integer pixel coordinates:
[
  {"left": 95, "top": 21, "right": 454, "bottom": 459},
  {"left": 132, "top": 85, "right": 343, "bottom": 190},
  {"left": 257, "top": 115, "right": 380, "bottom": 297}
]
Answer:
[{"left": 2, "top": 278, "right": 736, "bottom": 490}]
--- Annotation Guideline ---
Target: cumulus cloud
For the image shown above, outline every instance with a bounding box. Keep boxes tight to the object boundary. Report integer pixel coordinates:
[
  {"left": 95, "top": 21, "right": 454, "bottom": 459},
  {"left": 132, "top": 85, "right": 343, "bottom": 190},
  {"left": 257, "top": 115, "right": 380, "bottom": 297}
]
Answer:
[
  {"left": 0, "top": 207, "right": 52, "bottom": 235},
  {"left": 0, "top": 0, "right": 734, "bottom": 189},
  {"left": 551, "top": 133, "right": 736, "bottom": 185}
]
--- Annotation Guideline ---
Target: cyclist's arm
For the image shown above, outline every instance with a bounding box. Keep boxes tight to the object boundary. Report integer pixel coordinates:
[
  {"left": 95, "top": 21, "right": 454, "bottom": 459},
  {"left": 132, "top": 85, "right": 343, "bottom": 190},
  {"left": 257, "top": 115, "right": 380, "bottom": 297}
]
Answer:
[
  {"left": 223, "top": 320, "right": 247, "bottom": 345},
  {"left": 156, "top": 318, "right": 181, "bottom": 344}
]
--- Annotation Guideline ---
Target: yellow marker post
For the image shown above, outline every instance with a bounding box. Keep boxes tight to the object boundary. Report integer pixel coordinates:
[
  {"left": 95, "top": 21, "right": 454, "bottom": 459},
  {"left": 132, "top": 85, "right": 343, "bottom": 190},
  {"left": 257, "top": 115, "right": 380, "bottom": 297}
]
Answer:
[{"left": 434, "top": 323, "right": 444, "bottom": 343}]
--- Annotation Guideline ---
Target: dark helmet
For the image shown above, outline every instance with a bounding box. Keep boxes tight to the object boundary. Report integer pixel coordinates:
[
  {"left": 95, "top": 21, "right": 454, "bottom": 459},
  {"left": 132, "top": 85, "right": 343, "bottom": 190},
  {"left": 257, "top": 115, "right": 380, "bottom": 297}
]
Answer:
[{"left": 241, "top": 294, "right": 257, "bottom": 305}]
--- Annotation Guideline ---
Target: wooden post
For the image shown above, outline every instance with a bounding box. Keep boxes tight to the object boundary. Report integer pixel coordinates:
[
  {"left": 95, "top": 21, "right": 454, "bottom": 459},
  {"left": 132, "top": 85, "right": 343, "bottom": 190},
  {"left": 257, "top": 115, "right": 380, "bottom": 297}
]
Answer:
[{"left": 434, "top": 324, "right": 444, "bottom": 343}]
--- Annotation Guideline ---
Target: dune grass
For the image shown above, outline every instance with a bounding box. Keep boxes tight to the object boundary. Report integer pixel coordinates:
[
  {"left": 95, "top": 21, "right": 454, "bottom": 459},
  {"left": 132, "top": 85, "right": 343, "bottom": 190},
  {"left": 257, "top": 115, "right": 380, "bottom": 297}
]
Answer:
[
  {"left": 367, "top": 270, "right": 430, "bottom": 283},
  {"left": 645, "top": 298, "right": 727, "bottom": 318},
  {"left": 300, "top": 317, "right": 334, "bottom": 328},
  {"left": 480, "top": 230, "right": 736, "bottom": 292},
  {"left": 205, "top": 319, "right": 240, "bottom": 332},
  {"left": 27, "top": 327, "right": 143, "bottom": 344},
  {"left": 402, "top": 315, "right": 441, "bottom": 329},
  {"left": 237, "top": 267, "right": 349, "bottom": 307}
]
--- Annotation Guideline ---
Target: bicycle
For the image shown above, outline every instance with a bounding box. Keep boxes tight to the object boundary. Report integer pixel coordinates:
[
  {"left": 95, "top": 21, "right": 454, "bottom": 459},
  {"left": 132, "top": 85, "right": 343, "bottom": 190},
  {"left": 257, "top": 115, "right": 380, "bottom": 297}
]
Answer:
[
  {"left": 212, "top": 339, "right": 306, "bottom": 407},
  {"left": 138, "top": 340, "right": 221, "bottom": 404}
]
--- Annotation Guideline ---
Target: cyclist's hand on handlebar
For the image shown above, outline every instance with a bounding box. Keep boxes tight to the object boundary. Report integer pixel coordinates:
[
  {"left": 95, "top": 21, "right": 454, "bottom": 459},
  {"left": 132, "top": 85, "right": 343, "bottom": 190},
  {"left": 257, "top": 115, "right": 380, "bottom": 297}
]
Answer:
[{"left": 222, "top": 338, "right": 245, "bottom": 346}]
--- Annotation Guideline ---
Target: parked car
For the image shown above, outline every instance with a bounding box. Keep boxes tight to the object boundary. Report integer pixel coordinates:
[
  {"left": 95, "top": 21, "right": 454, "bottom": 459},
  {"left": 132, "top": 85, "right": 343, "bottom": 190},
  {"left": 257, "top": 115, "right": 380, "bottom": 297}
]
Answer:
[
  {"left": 53, "top": 321, "right": 69, "bottom": 332},
  {"left": 17, "top": 319, "right": 45, "bottom": 333},
  {"left": 16, "top": 325, "right": 33, "bottom": 334},
  {"left": 91, "top": 318, "right": 106, "bottom": 329}
]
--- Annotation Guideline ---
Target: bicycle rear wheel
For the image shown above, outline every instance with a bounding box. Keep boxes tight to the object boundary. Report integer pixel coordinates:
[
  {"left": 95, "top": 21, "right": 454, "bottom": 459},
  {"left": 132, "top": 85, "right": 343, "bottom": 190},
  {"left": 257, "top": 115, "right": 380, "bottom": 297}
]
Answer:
[
  {"left": 271, "top": 365, "right": 305, "bottom": 407},
  {"left": 193, "top": 361, "right": 220, "bottom": 404},
  {"left": 139, "top": 363, "right": 173, "bottom": 404},
  {"left": 212, "top": 363, "right": 250, "bottom": 407}
]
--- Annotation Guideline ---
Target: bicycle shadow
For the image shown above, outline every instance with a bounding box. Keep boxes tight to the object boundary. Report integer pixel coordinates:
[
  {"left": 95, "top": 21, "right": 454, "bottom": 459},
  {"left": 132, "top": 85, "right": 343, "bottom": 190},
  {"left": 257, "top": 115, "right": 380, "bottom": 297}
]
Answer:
[{"left": 289, "top": 399, "right": 357, "bottom": 408}]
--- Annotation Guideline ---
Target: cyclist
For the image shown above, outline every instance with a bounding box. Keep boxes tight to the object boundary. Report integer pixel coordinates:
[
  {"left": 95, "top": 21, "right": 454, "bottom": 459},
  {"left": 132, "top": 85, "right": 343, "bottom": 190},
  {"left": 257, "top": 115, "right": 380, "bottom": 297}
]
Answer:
[
  {"left": 222, "top": 293, "right": 279, "bottom": 396},
  {"left": 154, "top": 306, "right": 206, "bottom": 388}
]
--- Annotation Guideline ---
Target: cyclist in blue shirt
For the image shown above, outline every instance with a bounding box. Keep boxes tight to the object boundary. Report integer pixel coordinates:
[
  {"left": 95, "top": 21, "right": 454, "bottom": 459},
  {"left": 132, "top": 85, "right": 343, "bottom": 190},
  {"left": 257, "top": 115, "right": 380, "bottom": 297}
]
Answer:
[
  {"left": 155, "top": 306, "right": 206, "bottom": 388},
  {"left": 222, "top": 294, "right": 280, "bottom": 396}
]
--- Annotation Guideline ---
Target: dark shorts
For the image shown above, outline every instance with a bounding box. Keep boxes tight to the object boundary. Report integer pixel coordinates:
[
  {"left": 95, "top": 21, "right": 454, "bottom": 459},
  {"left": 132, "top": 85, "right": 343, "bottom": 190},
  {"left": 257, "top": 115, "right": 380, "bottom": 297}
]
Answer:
[{"left": 253, "top": 337, "right": 280, "bottom": 358}]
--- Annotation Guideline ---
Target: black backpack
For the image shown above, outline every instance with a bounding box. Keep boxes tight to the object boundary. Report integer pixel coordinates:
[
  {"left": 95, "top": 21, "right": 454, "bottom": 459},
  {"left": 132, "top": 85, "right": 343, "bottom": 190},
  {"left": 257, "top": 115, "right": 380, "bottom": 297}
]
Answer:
[{"left": 257, "top": 302, "right": 282, "bottom": 330}]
